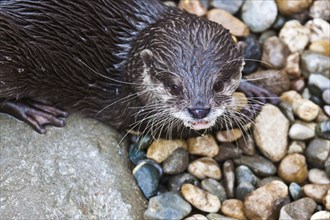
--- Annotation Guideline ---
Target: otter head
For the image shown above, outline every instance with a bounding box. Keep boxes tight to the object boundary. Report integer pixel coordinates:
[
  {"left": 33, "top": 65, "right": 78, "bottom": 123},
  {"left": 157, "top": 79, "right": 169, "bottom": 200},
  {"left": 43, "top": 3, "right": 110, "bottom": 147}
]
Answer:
[{"left": 127, "top": 13, "right": 245, "bottom": 133}]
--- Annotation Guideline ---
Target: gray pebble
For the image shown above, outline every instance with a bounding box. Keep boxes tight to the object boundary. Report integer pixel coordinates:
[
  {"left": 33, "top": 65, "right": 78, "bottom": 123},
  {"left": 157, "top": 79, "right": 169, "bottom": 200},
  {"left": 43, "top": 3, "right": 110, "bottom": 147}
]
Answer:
[
  {"left": 325, "top": 157, "right": 330, "bottom": 176},
  {"left": 289, "top": 182, "right": 302, "bottom": 201},
  {"left": 210, "top": 0, "right": 243, "bottom": 14},
  {"left": 272, "top": 14, "right": 286, "bottom": 30},
  {"left": 201, "top": 178, "right": 227, "bottom": 202},
  {"left": 237, "top": 135, "right": 256, "bottom": 156},
  {"left": 214, "top": 142, "right": 242, "bottom": 162},
  {"left": 166, "top": 173, "right": 199, "bottom": 192},
  {"left": 301, "top": 50, "right": 330, "bottom": 78},
  {"left": 323, "top": 89, "right": 330, "bottom": 104},
  {"left": 306, "top": 137, "right": 330, "bottom": 168},
  {"left": 235, "top": 165, "right": 258, "bottom": 186},
  {"left": 279, "top": 101, "right": 295, "bottom": 122},
  {"left": 223, "top": 160, "right": 235, "bottom": 199},
  {"left": 163, "top": 148, "right": 189, "bottom": 175},
  {"left": 261, "top": 36, "right": 290, "bottom": 69},
  {"left": 309, "top": 0, "right": 330, "bottom": 21},
  {"left": 308, "top": 73, "right": 330, "bottom": 97},
  {"left": 279, "top": 197, "right": 317, "bottom": 220},
  {"left": 316, "top": 120, "right": 330, "bottom": 140},
  {"left": 289, "top": 123, "right": 315, "bottom": 140},
  {"left": 258, "top": 176, "right": 284, "bottom": 187},
  {"left": 144, "top": 192, "right": 192, "bottom": 220},
  {"left": 235, "top": 182, "right": 255, "bottom": 201},
  {"left": 324, "top": 105, "right": 330, "bottom": 117},
  {"left": 234, "top": 155, "right": 277, "bottom": 177}
]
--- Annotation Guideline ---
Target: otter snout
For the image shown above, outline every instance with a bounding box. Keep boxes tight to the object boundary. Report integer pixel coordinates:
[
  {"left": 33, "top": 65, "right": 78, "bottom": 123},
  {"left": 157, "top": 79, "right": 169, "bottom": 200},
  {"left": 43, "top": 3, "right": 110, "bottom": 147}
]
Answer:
[{"left": 188, "top": 108, "right": 210, "bottom": 119}]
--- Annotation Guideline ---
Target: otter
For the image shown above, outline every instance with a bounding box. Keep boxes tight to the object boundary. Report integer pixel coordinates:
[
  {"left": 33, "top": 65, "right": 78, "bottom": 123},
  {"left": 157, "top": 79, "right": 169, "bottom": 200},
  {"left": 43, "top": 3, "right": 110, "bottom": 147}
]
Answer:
[{"left": 0, "top": 0, "right": 276, "bottom": 138}]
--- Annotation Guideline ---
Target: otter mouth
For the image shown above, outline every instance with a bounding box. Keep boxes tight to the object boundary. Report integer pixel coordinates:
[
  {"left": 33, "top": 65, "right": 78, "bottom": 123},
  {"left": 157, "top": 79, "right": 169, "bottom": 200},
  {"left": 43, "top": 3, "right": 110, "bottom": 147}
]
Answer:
[{"left": 189, "top": 120, "right": 213, "bottom": 130}]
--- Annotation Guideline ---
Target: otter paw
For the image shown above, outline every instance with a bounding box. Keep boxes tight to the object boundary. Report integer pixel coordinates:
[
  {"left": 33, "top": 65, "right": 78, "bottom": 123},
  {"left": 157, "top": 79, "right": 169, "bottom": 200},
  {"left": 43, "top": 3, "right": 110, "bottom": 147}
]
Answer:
[
  {"left": 0, "top": 99, "right": 68, "bottom": 134},
  {"left": 238, "top": 81, "right": 279, "bottom": 105}
]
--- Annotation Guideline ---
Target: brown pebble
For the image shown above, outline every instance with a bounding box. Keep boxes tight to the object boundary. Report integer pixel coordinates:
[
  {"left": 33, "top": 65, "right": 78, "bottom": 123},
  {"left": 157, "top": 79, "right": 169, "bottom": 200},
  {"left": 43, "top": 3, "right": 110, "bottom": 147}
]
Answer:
[
  {"left": 147, "top": 139, "right": 187, "bottom": 163},
  {"left": 302, "top": 183, "right": 330, "bottom": 203},
  {"left": 309, "top": 39, "right": 330, "bottom": 56},
  {"left": 278, "top": 153, "right": 308, "bottom": 184},
  {"left": 221, "top": 199, "right": 246, "bottom": 220},
  {"left": 216, "top": 128, "right": 242, "bottom": 143},
  {"left": 276, "top": 0, "right": 313, "bottom": 15},
  {"left": 188, "top": 157, "right": 221, "bottom": 180},
  {"left": 324, "top": 189, "right": 330, "bottom": 210},
  {"left": 285, "top": 52, "right": 301, "bottom": 79},
  {"left": 178, "top": 0, "right": 206, "bottom": 16},
  {"left": 187, "top": 134, "right": 219, "bottom": 158}
]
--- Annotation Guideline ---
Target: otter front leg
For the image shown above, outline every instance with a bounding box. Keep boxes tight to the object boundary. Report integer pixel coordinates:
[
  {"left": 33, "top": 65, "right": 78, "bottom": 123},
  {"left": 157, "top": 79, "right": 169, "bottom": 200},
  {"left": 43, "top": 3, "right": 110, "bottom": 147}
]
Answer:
[
  {"left": 0, "top": 99, "right": 68, "bottom": 134},
  {"left": 238, "top": 81, "right": 279, "bottom": 105}
]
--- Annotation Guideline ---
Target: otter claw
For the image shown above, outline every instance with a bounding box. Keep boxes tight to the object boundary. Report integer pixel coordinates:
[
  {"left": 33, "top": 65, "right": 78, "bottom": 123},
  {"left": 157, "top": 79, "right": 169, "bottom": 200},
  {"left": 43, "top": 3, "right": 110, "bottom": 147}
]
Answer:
[
  {"left": 0, "top": 99, "right": 67, "bottom": 134},
  {"left": 238, "top": 81, "right": 279, "bottom": 105}
]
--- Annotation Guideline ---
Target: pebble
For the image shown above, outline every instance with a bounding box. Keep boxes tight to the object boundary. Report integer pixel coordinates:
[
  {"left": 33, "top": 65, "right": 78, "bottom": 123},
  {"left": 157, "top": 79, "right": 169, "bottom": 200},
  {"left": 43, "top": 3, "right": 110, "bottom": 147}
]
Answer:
[
  {"left": 323, "top": 89, "right": 330, "bottom": 105},
  {"left": 272, "top": 14, "right": 286, "bottom": 30},
  {"left": 147, "top": 139, "right": 187, "bottom": 163},
  {"left": 237, "top": 135, "right": 256, "bottom": 156},
  {"left": 279, "top": 197, "right": 317, "bottom": 220},
  {"left": 309, "top": 168, "right": 330, "bottom": 184},
  {"left": 281, "top": 90, "right": 303, "bottom": 105},
  {"left": 305, "top": 18, "right": 330, "bottom": 42},
  {"left": 259, "top": 30, "right": 277, "bottom": 44},
  {"left": 293, "top": 99, "right": 320, "bottom": 121},
  {"left": 210, "top": 0, "right": 243, "bottom": 14},
  {"left": 303, "top": 183, "right": 330, "bottom": 203},
  {"left": 216, "top": 128, "right": 242, "bottom": 143},
  {"left": 276, "top": 0, "right": 313, "bottom": 15},
  {"left": 187, "top": 134, "right": 219, "bottom": 158},
  {"left": 324, "top": 106, "right": 330, "bottom": 117},
  {"left": 221, "top": 199, "right": 246, "bottom": 220},
  {"left": 306, "top": 138, "right": 330, "bottom": 168},
  {"left": 178, "top": 0, "right": 206, "bottom": 16},
  {"left": 235, "top": 182, "right": 255, "bottom": 201},
  {"left": 242, "top": 35, "right": 262, "bottom": 74},
  {"left": 234, "top": 155, "right": 277, "bottom": 177},
  {"left": 278, "top": 153, "right": 308, "bottom": 184},
  {"left": 188, "top": 157, "right": 221, "bottom": 180},
  {"left": 181, "top": 183, "right": 221, "bottom": 213},
  {"left": 310, "top": 211, "right": 330, "bottom": 220},
  {"left": 301, "top": 50, "right": 330, "bottom": 78},
  {"left": 223, "top": 160, "right": 235, "bottom": 199},
  {"left": 309, "top": 0, "right": 330, "bottom": 21},
  {"left": 241, "top": 0, "right": 277, "bottom": 33},
  {"left": 184, "top": 214, "right": 208, "bottom": 220},
  {"left": 144, "top": 192, "right": 192, "bottom": 220},
  {"left": 261, "top": 36, "right": 290, "bottom": 69},
  {"left": 201, "top": 178, "right": 227, "bottom": 202},
  {"left": 309, "top": 39, "right": 330, "bottom": 56},
  {"left": 207, "top": 213, "right": 236, "bottom": 220},
  {"left": 258, "top": 176, "right": 284, "bottom": 187},
  {"left": 289, "top": 182, "right": 302, "bottom": 200},
  {"left": 133, "top": 160, "right": 161, "bottom": 198},
  {"left": 285, "top": 52, "right": 301, "bottom": 79},
  {"left": 235, "top": 165, "right": 258, "bottom": 186},
  {"left": 308, "top": 73, "right": 330, "bottom": 97},
  {"left": 316, "top": 120, "right": 330, "bottom": 140},
  {"left": 289, "top": 122, "right": 315, "bottom": 140},
  {"left": 163, "top": 148, "right": 189, "bottom": 175},
  {"left": 214, "top": 142, "right": 242, "bottom": 162},
  {"left": 279, "top": 20, "right": 311, "bottom": 53},
  {"left": 288, "top": 141, "right": 306, "bottom": 154},
  {"left": 253, "top": 104, "right": 289, "bottom": 162},
  {"left": 291, "top": 77, "right": 306, "bottom": 93},
  {"left": 207, "top": 9, "right": 249, "bottom": 37},
  {"left": 244, "top": 180, "right": 289, "bottom": 220},
  {"left": 324, "top": 189, "right": 330, "bottom": 210},
  {"left": 166, "top": 173, "right": 199, "bottom": 192},
  {"left": 279, "top": 101, "right": 295, "bottom": 122}
]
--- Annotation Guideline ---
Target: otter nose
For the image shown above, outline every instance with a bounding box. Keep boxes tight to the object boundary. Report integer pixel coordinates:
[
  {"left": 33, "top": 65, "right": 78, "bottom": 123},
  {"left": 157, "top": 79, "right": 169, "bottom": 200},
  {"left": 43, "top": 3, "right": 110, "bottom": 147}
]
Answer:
[{"left": 188, "top": 108, "right": 210, "bottom": 119}]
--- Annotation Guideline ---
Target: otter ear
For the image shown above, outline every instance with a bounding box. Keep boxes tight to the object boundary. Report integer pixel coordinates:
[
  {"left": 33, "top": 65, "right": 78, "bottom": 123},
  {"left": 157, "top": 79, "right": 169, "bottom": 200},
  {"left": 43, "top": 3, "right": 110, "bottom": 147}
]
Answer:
[
  {"left": 140, "top": 49, "right": 154, "bottom": 67},
  {"left": 236, "top": 41, "right": 246, "bottom": 56}
]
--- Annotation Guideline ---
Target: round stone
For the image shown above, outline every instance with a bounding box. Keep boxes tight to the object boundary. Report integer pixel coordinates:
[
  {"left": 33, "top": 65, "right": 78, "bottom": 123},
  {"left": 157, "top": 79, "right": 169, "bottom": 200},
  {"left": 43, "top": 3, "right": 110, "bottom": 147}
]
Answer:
[
  {"left": 301, "top": 50, "right": 330, "bottom": 78},
  {"left": 233, "top": 155, "right": 277, "bottom": 177},
  {"left": 188, "top": 157, "right": 221, "bottom": 180},
  {"left": 309, "top": 0, "right": 330, "bottom": 20},
  {"left": 235, "top": 182, "right": 255, "bottom": 201},
  {"left": 261, "top": 36, "right": 290, "bottom": 69},
  {"left": 289, "top": 182, "right": 302, "bottom": 201},
  {"left": 235, "top": 165, "right": 258, "bottom": 186},
  {"left": 278, "top": 153, "right": 308, "bottom": 184},
  {"left": 147, "top": 139, "right": 187, "bottom": 163},
  {"left": 214, "top": 142, "right": 242, "bottom": 162},
  {"left": 306, "top": 138, "right": 330, "bottom": 168},
  {"left": 187, "top": 134, "right": 219, "bottom": 158},
  {"left": 288, "top": 123, "right": 315, "bottom": 140},
  {"left": 309, "top": 39, "right": 330, "bottom": 56},
  {"left": 178, "top": 0, "right": 206, "bottom": 16},
  {"left": 305, "top": 18, "right": 330, "bottom": 43},
  {"left": 276, "top": 0, "right": 313, "bottom": 15},
  {"left": 308, "top": 168, "right": 330, "bottom": 184},
  {"left": 166, "top": 173, "right": 199, "bottom": 192},
  {"left": 163, "top": 148, "right": 189, "bottom": 175},
  {"left": 322, "top": 89, "right": 330, "bottom": 105},
  {"left": 292, "top": 99, "right": 319, "bottom": 122},
  {"left": 284, "top": 52, "right": 301, "bottom": 79},
  {"left": 310, "top": 211, "right": 330, "bottom": 220},
  {"left": 279, "top": 197, "right": 317, "bottom": 220},
  {"left": 221, "top": 199, "right": 246, "bottom": 220},
  {"left": 210, "top": 0, "right": 244, "bottom": 14},
  {"left": 216, "top": 128, "right": 242, "bottom": 142},
  {"left": 316, "top": 120, "right": 330, "bottom": 140},
  {"left": 302, "top": 184, "right": 330, "bottom": 203},
  {"left": 201, "top": 178, "right": 227, "bottom": 202}
]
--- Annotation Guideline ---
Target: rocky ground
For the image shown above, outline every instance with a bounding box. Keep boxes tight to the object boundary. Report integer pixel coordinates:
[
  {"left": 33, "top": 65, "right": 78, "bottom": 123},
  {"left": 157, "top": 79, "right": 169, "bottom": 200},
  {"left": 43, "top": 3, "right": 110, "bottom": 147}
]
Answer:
[{"left": 130, "top": 0, "right": 330, "bottom": 219}]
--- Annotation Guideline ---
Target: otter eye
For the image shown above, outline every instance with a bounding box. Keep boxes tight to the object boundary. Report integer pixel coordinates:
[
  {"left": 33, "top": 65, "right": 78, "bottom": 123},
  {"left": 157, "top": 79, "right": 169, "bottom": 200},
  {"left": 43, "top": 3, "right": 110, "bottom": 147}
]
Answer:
[
  {"left": 167, "top": 84, "right": 181, "bottom": 96},
  {"left": 213, "top": 81, "right": 224, "bottom": 92}
]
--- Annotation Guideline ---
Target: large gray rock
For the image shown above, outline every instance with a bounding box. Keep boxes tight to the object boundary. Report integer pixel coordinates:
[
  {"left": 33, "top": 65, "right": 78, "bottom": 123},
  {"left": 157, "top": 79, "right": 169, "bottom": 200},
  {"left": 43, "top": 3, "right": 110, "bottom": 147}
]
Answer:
[{"left": 0, "top": 114, "right": 146, "bottom": 219}]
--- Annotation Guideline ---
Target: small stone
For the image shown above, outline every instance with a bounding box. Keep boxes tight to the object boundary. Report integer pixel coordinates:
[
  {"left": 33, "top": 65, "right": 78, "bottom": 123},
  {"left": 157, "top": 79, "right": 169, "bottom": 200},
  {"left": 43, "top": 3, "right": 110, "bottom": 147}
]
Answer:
[
  {"left": 223, "top": 160, "right": 235, "bottom": 199},
  {"left": 290, "top": 77, "right": 306, "bottom": 93},
  {"left": 280, "top": 90, "right": 303, "bottom": 105},
  {"left": 244, "top": 180, "right": 289, "bottom": 220},
  {"left": 241, "top": 0, "right": 277, "bottom": 33},
  {"left": 184, "top": 214, "right": 208, "bottom": 220},
  {"left": 310, "top": 211, "right": 330, "bottom": 220},
  {"left": 147, "top": 139, "right": 187, "bottom": 163},
  {"left": 259, "top": 30, "right": 277, "bottom": 44},
  {"left": 235, "top": 182, "right": 255, "bottom": 201},
  {"left": 236, "top": 165, "right": 258, "bottom": 186},
  {"left": 303, "top": 184, "right": 330, "bottom": 203},
  {"left": 244, "top": 70, "right": 291, "bottom": 96},
  {"left": 188, "top": 157, "right": 221, "bottom": 180},
  {"left": 308, "top": 73, "right": 330, "bottom": 97},
  {"left": 279, "top": 197, "right": 317, "bottom": 220},
  {"left": 288, "top": 141, "right": 306, "bottom": 154},
  {"left": 166, "top": 173, "right": 199, "bottom": 192},
  {"left": 210, "top": 0, "right": 243, "bottom": 14},
  {"left": 309, "top": 39, "right": 330, "bottom": 56},
  {"left": 178, "top": 0, "right": 206, "bottom": 16},
  {"left": 305, "top": 18, "right": 330, "bottom": 42},
  {"left": 253, "top": 104, "right": 289, "bottom": 162},
  {"left": 323, "top": 89, "right": 330, "bottom": 105},
  {"left": 261, "top": 36, "right": 290, "bottom": 69},
  {"left": 144, "top": 192, "right": 192, "bottom": 220},
  {"left": 276, "top": 0, "right": 313, "bottom": 15},
  {"left": 221, "top": 199, "right": 246, "bottom": 220},
  {"left": 289, "top": 182, "right": 302, "bottom": 200},
  {"left": 278, "top": 153, "right": 308, "bottom": 184},
  {"left": 233, "top": 155, "right": 277, "bottom": 177},
  {"left": 187, "top": 134, "right": 219, "bottom": 157},
  {"left": 237, "top": 135, "right": 256, "bottom": 156},
  {"left": 301, "top": 50, "right": 330, "bottom": 78},
  {"left": 201, "top": 178, "right": 227, "bottom": 202},
  {"left": 285, "top": 52, "right": 301, "bottom": 79},
  {"left": 279, "top": 101, "right": 295, "bottom": 122},
  {"left": 293, "top": 99, "right": 320, "bottom": 122},
  {"left": 279, "top": 20, "right": 311, "bottom": 53},
  {"left": 242, "top": 35, "right": 262, "bottom": 74},
  {"left": 214, "top": 142, "right": 242, "bottom": 162},
  {"left": 306, "top": 137, "right": 330, "bottom": 168},
  {"left": 309, "top": 168, "right": 330, "bottom": 184},
  {"left": 216, "top": 128, "right": 242, "bottom": 143},
  {"left": 325, "top": 106, "right": 330, "bottom": 117},
  {"left": 181, "top": 183, "right": 221, "bottom": 213},
  {"left": 272, "top": 14, "right": 286, "bottom": 30},
  {"left": 324, "top": 189, "right": 330, "bottom": 210},
  {"left": 309, "top": 0, "right": 330, "bottom": 20},
  {"left": 258, "top": 176, "right": 284, "bottom": 187},
  {"left": 316, "top": 120, "right": 330, "bottom": 140},
  {"left": 289, "top": 122, "right": 316, "bottom": 140},
  {"left": 207, "top": 213, "right": 236, "bottom": 220},
  {"left": 163, "top": 148, "right": 189, "bottom": 175},
  {"left": 207, "top": 8, "right": 249, "bottom": 37}
]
